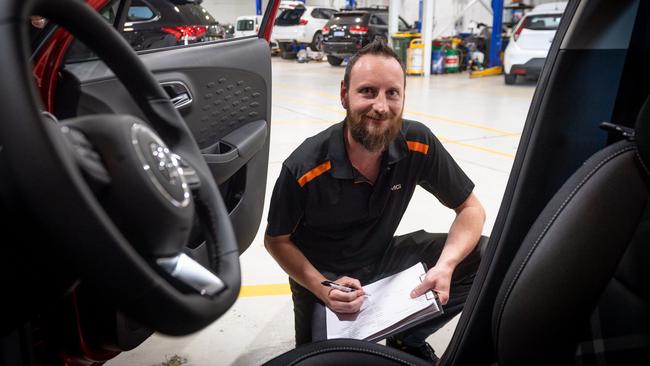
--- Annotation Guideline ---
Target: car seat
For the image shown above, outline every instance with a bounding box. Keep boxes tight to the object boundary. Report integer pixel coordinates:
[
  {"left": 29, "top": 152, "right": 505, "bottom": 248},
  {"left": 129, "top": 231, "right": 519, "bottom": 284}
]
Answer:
[
  {"left": 263, "top": 338, "right": 431, "bottom": 365},
  {"left": 492, "top": 97, "right": 650, "bottom": 365}
]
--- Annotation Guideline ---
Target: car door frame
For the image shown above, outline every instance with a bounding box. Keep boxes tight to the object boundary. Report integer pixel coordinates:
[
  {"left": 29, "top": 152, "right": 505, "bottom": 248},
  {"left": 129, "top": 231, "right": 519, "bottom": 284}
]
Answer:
[{"left": 442, "top": 0, "right": 644, "bottom": 364}]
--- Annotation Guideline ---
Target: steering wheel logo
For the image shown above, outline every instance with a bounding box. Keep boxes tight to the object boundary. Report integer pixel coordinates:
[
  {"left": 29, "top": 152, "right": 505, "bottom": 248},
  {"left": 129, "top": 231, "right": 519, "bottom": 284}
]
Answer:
[{"left": 150, "top": 142, "right": 181, "bottom": 186}]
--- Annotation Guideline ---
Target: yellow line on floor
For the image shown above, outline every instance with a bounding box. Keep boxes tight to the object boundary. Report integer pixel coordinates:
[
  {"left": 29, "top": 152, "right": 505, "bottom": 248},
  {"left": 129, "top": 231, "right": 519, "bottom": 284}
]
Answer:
[
  {"left": 274, "top": 84, "right": 520, "bottom": 137},
  {"left": 274, "top": 94, "right": 345, "bottom": 116},
  {"left": 406, "top": 110, "right": 519, "bottom": 137},
  {"left": 272, "top": 120, "right": 515, "bottom": 160},
  {"left": 272, "top": 94, "right": 516, "bottom": 159},
  {"left": 438, "top": 137, "right": 516, "bottom": 158},
  {"left": 239, "top": 283, "right": 291, "bottom": 298}
]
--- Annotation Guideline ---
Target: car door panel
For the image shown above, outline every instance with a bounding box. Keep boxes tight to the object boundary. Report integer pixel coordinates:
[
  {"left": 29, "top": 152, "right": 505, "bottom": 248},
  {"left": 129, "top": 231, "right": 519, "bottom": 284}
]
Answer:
[{"left": 57, "top": 37, "right": 271, "bottom": 254}]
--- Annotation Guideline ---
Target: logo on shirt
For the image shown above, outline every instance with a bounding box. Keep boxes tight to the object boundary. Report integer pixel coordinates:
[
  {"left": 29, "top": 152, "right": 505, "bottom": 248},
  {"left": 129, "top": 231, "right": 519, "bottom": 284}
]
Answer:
[{"left": 391, "top": 184, "right": 402, "bottom": 191}]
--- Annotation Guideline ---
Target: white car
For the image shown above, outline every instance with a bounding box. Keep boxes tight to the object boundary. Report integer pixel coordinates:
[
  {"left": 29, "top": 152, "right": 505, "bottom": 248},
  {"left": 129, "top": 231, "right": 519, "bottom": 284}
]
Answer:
[
  {"left": 234, "top": 15, "right": 262, "bottom": 38},
  {"left": 272, "top": 1, "right": 336, "bottom": 57},
  {"left": 503, "top": 2, "right": 567, "bottom": 84},
  {"left": 235, "top": 15, "right": 279, "bottom": 53}
]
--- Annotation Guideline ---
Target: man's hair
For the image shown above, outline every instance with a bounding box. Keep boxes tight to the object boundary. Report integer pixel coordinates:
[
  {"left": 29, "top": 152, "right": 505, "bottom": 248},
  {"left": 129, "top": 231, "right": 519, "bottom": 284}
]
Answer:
[{"left": 343, "top": 38, "right": 406, "bottom": 90}]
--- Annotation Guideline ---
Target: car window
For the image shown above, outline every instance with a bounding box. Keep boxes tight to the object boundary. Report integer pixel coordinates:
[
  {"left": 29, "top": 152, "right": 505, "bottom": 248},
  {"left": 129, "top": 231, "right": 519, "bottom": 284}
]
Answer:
[
  {"left": 321, "top": 9, "right": 336, "bottom": 19},
  {"left": 237, "top": 19, "right": 255, "bottom": 31},
  {"left": 398, "top": 17, "right": 410, "bottom": 31},
  {"left": 275, "top": 8, "right": 306, "bottom": 25},
  {"left": 330, "top": 13, "right": 367, "bottom": 25},
  {"left": 312, "top": 8, "right": 334, "bottom": 20},
  {"left": 523, "top": 14, "right": 562, "bottom": 30},
  {"left": 371, "top": 14, "right": 387, "bottom": 26},
  {"left": 127, "top": 5, "right": 155, "bottom": 21},
  {"left": 59, "top": 0, "right": 270, "bottom": 63}
]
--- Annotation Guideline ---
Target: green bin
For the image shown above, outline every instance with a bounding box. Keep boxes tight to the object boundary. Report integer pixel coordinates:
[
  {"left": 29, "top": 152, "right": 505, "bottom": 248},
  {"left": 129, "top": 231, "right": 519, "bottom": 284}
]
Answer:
[
  {"left": 391, "top": 32, "right": 421, "bottom": 64},
  {"left": 445, "top": 48, "right": 460, "bottom": 73}
]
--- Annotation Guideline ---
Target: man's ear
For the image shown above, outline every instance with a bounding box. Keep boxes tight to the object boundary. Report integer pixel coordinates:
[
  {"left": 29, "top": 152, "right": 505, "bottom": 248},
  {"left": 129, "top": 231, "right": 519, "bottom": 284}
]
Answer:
[{"left": 340, "top": 80, "right": 348, "bottom": 109}]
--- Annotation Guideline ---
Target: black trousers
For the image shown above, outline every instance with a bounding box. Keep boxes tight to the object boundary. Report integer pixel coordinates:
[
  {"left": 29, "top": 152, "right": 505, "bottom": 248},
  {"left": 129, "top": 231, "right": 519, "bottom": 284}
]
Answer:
[{"left": 289, "top": 230, "right": 487, "bottom": 347}]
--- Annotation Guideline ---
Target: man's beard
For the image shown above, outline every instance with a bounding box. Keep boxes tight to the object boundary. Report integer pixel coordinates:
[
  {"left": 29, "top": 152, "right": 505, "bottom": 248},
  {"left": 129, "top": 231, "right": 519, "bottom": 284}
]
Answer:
[{"left": 346, "top": 108, "right": 402, "bottom": 153}]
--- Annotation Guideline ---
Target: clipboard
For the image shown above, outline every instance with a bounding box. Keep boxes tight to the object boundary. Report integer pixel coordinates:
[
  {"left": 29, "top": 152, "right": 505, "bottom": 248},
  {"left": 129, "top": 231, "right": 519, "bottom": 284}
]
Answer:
[{"left": 325, "top": 262, "right": 444, "bottom": 342}]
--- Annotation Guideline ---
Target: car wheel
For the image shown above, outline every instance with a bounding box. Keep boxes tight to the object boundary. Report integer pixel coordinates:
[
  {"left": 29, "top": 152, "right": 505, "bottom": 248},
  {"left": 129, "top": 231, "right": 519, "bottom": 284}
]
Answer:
[
  {"left": 327, "top": 55, "right": 343, "bottom": 66},
  {"left": 281, "top": 50, "right": 297, "bottom": 59},
  {"left": 504, "top": 73, "right": 517, "bottom": 85},
  {"left": 311, "top": 31, "right": 323, "bottom": 52},
  {"left": 279, "top": 42, "right": 296, "bottom": 59}
]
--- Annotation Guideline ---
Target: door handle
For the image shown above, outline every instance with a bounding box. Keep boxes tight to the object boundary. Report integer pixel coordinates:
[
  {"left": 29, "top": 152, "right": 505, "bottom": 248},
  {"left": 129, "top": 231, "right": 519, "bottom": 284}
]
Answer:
[
  {"left": 161, "top": 81, "right": 193, "bottom": 109},
  {"left": 201, "top": 120, "right": 268, "bottom": 184}
]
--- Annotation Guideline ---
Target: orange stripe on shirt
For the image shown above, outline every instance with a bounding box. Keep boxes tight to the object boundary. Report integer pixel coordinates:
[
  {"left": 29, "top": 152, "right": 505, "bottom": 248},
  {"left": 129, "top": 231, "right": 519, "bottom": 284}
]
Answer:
[
  {"left": 297, "top": 161, "right": 332, "bottom": 187},
  {"left": 407, "top": 141, "right": 429, "bottom": 154}
]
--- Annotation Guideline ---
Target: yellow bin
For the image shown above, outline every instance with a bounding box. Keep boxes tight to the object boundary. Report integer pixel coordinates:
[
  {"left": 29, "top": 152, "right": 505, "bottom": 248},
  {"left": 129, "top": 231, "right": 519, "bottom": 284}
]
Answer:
[
  {"left": 406, "top": 38, "right": 424, "bottom": 75},
  {"left": 391, "top": 32, "right": 421, "bottom": 63}
]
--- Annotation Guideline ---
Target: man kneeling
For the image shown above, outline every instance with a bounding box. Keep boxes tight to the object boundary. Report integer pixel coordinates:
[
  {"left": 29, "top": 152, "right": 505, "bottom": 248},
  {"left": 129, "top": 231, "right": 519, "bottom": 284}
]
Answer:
[{"left": 265, "top": 39, "right": 486, "bottom": 364}]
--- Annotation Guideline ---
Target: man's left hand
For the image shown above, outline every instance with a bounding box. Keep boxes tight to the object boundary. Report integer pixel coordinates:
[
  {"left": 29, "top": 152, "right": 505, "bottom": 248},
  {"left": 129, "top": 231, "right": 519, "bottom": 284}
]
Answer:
[{"left": 409, "top": 264, "right": 454, "bottom": 305}]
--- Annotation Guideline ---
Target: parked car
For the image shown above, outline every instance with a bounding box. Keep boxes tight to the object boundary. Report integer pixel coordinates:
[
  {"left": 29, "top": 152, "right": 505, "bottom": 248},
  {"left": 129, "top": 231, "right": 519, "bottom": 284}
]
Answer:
[
  {"left": 222, "top": 22, "right": 235, "bottom": 39},
  {"left": 118, "top": 0, "right": 223, "bottom": 51},
  {"left": 3, "top": 0, "right": 650, "bottom": 365},
  {"left": 236, "top": 14, "right": 280, "bottom": 54},
  {"left": 235, "top": 14, "right": 262, "bottom": 38},
  {"left": 503, "top": 2, "right": 567, "bottom": 84},
  {"left": 272, "top": 1, "right": 336, "bottom": 57},
  {"left": 322, "top": 7, "right": 413, "bottom": 66},
  {"left": 62, "top": 0, "right": 223, "bottom": 62}
]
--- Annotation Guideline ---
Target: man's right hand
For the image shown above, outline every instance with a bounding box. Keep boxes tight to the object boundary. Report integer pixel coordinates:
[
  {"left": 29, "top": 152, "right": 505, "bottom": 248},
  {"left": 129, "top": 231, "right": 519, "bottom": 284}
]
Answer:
[{"left": 320, "top": 276, "right": 366, "bottom": 314}]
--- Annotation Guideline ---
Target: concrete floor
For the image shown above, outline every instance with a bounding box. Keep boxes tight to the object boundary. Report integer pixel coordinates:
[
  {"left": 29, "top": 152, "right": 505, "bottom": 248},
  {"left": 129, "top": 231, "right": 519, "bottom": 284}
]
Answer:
[{"left": 108, "top": 57, "right": 537, "bottom": 366}]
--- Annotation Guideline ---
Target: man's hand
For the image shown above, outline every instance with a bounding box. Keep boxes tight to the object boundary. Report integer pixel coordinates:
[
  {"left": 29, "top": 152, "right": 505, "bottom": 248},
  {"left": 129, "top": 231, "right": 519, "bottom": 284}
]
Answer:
[
  {"left": 410, "top": 264, "right": 454, "bottom": 305},
  {"left": 321, "top": 276, "right": 366, "bottom": 313},
  {"left": 410, "top": 193, "right": 485, "bottom": 305}
]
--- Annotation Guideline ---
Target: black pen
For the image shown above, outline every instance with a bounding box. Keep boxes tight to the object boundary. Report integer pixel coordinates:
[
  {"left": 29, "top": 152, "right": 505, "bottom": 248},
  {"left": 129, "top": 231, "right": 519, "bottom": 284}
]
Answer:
[{"left": 321, "top": 280, "right": 370, "bottom": 296}]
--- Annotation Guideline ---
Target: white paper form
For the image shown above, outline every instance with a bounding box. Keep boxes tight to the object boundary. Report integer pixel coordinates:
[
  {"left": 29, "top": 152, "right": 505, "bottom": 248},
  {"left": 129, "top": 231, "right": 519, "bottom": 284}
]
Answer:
[{"left": 325, "top": 262, "right": 438, "bottom": 340}]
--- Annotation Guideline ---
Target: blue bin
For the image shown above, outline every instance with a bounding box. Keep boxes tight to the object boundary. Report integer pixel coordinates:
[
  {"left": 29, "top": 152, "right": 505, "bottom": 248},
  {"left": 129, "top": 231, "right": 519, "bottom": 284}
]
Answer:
[{"left": 431, "top": 49, "right": 444, "bottom": 74}]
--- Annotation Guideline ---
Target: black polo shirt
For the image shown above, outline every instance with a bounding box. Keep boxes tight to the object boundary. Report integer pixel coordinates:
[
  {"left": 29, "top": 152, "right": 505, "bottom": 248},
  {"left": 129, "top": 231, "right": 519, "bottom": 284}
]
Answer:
[{"left": 266, "top": 119, "right": 474, "bottom": 274}]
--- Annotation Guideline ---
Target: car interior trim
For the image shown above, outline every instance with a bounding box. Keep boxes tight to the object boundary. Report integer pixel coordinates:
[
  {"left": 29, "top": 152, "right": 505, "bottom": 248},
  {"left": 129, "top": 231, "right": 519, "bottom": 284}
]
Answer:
[
  {"left": 157, "top": 253, "right": 227, "bottom": 296},
  {"left": 160, "top": 80, "right": 193, "bottom": 109}
]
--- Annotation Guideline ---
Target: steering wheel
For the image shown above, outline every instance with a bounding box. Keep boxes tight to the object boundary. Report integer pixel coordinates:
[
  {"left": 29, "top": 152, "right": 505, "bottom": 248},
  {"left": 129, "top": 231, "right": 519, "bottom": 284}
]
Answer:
[{"left": 0, "top": 0, "right": 240, "bottom": 334}]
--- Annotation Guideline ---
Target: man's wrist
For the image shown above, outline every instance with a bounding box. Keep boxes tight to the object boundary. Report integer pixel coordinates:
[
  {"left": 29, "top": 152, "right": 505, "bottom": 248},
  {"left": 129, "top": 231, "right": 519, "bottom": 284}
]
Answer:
[
  {"left": 434, "top": 259, "right": 457, "bottom": 273},
  {"left": 306, "top": 275, "right": 329, "bottom": 302}
]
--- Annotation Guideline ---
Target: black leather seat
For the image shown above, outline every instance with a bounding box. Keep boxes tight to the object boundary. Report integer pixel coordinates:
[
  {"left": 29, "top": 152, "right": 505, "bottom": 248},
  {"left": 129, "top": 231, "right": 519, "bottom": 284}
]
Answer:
[
  {"left": 492, "top": 99, "right": 650, "bottom": 365},
  {"left": 263, "top": 339, "right": 431, "bottom": 366}
]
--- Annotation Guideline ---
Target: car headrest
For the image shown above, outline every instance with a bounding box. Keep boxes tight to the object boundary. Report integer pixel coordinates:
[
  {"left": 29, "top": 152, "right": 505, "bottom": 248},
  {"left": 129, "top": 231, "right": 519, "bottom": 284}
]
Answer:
[{"left": 635, "top": 97, "right": 650, "bottom": 180}]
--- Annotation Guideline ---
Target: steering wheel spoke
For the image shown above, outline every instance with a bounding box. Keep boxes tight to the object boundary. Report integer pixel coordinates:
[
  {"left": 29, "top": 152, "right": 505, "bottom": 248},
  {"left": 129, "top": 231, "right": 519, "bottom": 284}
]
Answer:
[
  {"left": 60, "top": 124, "right": 112, "bottom": 188},
  {"left": 173, "top": 153, "right": 201, "bottom": 190},
  {"left": 156, "top": 253, "right": 226, "bottom": 296}
]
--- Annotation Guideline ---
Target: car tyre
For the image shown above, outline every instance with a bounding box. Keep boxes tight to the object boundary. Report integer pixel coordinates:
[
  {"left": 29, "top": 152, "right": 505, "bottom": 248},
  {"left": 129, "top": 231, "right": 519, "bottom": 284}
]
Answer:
[
  {"left": 279, "top": 42, "right": 297, "bottom": 59},
  {"left": 281, "top": 50, "right": 297, "bottom": 59},
  {"left": 311, "top": 31, "right": 323, "bottom": 52},
  {"left": 327, "top": 55, "right": 343, "bottom": 66},
  {"left": 504, "top": 73, "right": 517, "bottom": 85}
]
